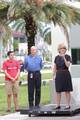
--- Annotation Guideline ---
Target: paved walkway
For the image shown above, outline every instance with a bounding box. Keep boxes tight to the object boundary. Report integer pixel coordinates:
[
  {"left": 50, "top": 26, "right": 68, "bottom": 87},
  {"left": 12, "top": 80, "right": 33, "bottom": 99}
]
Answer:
[
  {"left": 0, "top": 112, "right": 80, "bottom": 120},
  {"left": 0, "top": 112, "right": 28, "bottom": 120}
]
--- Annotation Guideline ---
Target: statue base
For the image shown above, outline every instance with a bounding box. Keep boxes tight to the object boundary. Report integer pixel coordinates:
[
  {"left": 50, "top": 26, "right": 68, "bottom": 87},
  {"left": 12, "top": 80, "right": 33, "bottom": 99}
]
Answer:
[{"left": 20, "top": 104, "right": 80, "bottom": 117}]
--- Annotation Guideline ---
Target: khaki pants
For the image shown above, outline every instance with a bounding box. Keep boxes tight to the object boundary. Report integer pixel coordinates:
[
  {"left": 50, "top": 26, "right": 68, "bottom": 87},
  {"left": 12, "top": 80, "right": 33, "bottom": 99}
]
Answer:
[{"left": 5, "top": 80, "right": 19, "bottom": 95}]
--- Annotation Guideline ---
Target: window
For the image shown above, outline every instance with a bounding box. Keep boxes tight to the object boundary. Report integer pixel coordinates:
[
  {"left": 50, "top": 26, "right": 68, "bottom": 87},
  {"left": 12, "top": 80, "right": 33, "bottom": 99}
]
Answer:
[{"left": 71, "top": 49, "right": 80, "bottom": 64}]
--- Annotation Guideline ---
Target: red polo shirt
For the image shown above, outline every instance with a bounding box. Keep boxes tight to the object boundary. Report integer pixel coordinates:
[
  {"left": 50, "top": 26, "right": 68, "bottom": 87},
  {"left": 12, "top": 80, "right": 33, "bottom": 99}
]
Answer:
[{"left": 3, "top": 59, "right": 20, "bottom": 81}]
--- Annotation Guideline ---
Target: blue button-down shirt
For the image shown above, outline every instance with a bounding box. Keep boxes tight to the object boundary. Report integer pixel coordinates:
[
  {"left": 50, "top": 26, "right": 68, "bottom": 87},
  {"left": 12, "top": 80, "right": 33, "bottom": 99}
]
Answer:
[{"left": 24, "top": 55, "right": 42, "bottom": 71}]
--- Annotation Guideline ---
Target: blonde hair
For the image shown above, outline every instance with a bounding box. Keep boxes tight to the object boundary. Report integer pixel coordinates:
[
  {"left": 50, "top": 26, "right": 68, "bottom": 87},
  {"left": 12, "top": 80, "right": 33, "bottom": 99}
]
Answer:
[{"left": 58, "top": 43, "right": 67, "bottom": 53}]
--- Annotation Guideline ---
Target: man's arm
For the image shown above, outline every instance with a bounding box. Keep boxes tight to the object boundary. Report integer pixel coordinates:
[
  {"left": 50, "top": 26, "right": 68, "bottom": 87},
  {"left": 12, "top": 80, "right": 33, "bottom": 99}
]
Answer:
[
  {"left": 4, "top": 70, "right": 15, "bottom": 81},
  {"left": 14, "top": 69, "right": 20, "bottom": 80},
  {"left": 3, "top": 61, "right": 15, "bottom": 82}
]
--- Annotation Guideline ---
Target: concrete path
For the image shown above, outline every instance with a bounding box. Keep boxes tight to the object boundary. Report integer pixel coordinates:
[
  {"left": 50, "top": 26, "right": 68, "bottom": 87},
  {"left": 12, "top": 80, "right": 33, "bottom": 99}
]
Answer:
[
  {"left": 0, "top": 112, "right": 28, "bottom": 120},
  {"left": 0, "top": 112, "right": 80, "bottom": 120}
]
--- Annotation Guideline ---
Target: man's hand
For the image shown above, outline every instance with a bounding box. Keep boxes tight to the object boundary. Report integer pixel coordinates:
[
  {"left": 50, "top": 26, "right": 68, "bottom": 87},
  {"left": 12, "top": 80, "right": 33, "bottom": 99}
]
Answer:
[{"left": 11, "top": 78, "right": 15, "bottom": 83}]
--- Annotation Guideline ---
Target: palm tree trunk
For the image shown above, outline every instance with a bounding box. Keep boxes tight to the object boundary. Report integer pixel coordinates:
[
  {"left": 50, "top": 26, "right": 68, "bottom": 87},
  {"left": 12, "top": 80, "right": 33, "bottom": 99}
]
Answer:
[
  {"left": 27, "top": 36, "right": 35, "bottom": 54},
  {"left": 24, "top": 12, "right": 37, "bottom": 54}
]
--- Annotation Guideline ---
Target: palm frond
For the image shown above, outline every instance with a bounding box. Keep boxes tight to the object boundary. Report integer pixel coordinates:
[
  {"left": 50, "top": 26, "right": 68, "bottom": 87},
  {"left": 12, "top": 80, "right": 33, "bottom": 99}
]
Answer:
[
  {"left": 42, "top": 2, "right": 80, "bottom": 48},
  {"left": 0, "top": 21, "right": 12, "bottom": 47},
  {"left": 6, "top": 0, "right": 80, "bottom": 50},
  {"left": 3, "top": 25, "right": 12, "bottom": 47},
  {"left": 0, "top": 1, "right": 9, "bottom": 20},
  {"left": 43, "top": 27, "right": 51, "bottom": 37},
  {"left": 11, "top": 19, "right": 25, "bottom": 32},
  {"left": 44, "top": 31, "right": 51, "bottom": 45},
  {"left": 58, "top": 4, "right": 80, "bottom": 25}
]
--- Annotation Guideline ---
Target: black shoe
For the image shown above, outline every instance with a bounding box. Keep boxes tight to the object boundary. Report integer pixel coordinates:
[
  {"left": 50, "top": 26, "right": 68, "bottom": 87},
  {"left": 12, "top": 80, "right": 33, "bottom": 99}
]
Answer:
[
  {"left": 54, "top": 106, "right": 61, "bottom": 110},
  {"left": 34, "top": 105, "right": 40, "bottom": 109},
  {"left": 29, "top": 106, "right": 34, "bottom": 110},
  {"left": 65, "top": 106, "right": 70, "bottom": 110}
]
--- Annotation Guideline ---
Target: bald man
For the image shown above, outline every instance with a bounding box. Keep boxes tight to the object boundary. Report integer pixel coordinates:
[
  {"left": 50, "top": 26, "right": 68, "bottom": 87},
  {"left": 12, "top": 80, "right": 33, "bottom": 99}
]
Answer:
[{"left": 24, "top": 46, "right": 42, "bottom": 109}]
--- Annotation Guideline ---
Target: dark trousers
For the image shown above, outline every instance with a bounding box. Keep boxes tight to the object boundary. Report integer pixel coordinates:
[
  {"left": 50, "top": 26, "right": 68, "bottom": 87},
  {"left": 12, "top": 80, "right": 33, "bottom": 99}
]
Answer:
[{"left": 28, "top": 71, "right": 41, "bottom": 107}]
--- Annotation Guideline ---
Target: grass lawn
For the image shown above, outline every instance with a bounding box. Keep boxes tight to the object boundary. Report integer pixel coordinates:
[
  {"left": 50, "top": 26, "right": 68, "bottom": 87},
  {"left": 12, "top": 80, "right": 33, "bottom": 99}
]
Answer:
[
  {"left": 0, "top": 70, "right": 52, "bottom": 115},
  {"left": 0, "top": 76, "right": 5, "bottom": 84},
  {"left": 0, "top": 83, "right": 50, "bottom": 115},
  {"left": 0, "top": 70, "right": 53, "bottom": 84},
  {"left": 20, "top": 72, "right": 53, "bottom": 82}
]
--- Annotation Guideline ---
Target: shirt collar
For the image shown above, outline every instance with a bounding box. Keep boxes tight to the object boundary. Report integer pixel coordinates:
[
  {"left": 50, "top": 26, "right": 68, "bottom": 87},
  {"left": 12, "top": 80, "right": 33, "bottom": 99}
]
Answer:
[{"left": 7, "top": 59, "right": 14, "bottom": 63}]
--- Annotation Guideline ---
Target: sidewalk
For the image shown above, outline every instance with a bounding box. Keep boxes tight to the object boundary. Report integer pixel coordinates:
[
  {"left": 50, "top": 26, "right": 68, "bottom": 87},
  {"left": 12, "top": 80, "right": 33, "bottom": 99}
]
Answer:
[
  {"left": 0, "top": 112, "right": 28, "bottom": 120},
  {"left": 0, "top": 112, "right": 80, "bottom": 120}
]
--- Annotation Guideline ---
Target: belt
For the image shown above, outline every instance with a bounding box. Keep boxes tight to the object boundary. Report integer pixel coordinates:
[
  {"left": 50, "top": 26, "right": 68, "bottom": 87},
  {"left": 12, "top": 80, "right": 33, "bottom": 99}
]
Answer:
[
  {"left": 28, "top": 71, "right": 40, "bottom": 73},
  {"left": 57, "top": 69, "right": 68, "bottom": 71}
]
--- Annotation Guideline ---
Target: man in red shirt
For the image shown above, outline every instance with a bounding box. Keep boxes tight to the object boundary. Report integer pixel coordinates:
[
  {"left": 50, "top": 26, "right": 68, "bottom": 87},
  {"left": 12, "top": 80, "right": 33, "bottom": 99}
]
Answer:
[{"left": 3, "top": 51, "right": 20, "bottom": 112}]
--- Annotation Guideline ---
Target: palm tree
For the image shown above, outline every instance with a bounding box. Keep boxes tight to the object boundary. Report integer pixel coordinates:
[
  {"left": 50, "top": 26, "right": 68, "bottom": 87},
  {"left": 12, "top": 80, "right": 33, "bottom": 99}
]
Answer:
[
  {"left": 1, "top": 0, "right": 80, "bottom": 54},
  {"left": 11, "top": 20, "right": 51, "bottom": 44},
  {"left": 0, "top": 1, "right": 12, "bottom": 67},
  {"left": 7, "top": 0, "right": 38, "bottom": 54},
  {"left": 38, "top": 22, "right": 51, "bottom": 44},
  {"left": 0, "top": 1, "right": 11, "bottom": 46},
  {"left": 0, "top": 0, "right": 12, "bottom": 47}
]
